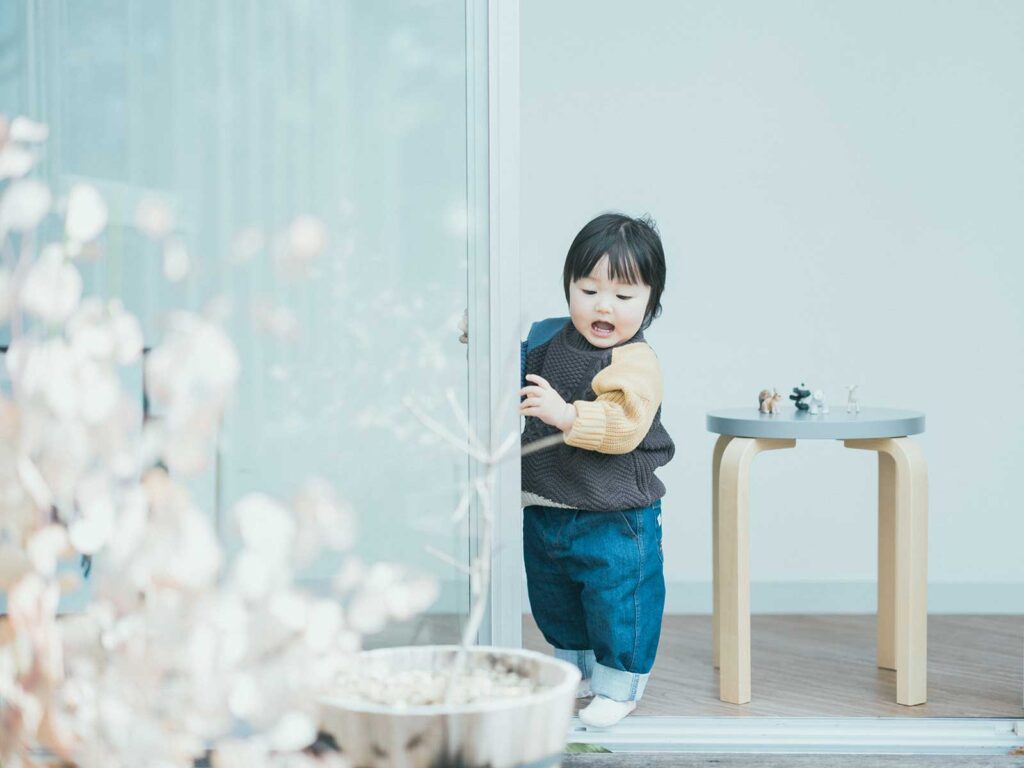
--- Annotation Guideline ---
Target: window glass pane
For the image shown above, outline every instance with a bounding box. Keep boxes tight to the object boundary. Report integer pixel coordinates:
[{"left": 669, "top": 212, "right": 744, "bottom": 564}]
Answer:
[{"left": 2, "top": 0, "right": 480, "bottom": 643}]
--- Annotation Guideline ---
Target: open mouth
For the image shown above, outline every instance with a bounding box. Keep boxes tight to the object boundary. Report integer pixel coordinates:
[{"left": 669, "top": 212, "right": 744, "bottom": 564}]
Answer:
[{"left": 591, "top": 321, "right": 615, "bottom": 337}]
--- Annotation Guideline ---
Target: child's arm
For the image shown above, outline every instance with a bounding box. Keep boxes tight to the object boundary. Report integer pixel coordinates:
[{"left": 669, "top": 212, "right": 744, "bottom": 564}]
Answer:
[
  {"left": 563, "top": 343, "right": 663, "bottom": 455},
  {"left": 519, "top": 343, "right": 663, "bottom": 453}
]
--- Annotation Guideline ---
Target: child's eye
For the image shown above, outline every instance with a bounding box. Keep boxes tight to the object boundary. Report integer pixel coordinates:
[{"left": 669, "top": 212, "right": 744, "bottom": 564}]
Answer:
[
  {"left": 616, "top": 295, "right": 633, "bottom": 301},
  {"left": 582, "top": 290, "right": 596, "bottom": 295}
]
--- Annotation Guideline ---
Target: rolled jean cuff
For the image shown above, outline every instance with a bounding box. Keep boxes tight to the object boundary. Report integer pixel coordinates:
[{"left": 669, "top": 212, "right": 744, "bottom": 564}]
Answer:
[
  {"left": 591, "top": 661, "right": 649, "bottom": 702},
  {"left": 554, "top": 648, "right": 597, "bottom": 679}
]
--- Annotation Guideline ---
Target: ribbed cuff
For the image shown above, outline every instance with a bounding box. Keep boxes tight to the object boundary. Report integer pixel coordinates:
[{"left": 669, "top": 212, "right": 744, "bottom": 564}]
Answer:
[{"left": 564, "top": 400, "right": 606, "bottom": 450}]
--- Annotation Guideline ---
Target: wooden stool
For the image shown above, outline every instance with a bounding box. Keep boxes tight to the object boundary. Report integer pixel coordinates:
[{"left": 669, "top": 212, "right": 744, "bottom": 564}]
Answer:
[{"left": 707, "top": 407, "right": 928, "bottom": 707}]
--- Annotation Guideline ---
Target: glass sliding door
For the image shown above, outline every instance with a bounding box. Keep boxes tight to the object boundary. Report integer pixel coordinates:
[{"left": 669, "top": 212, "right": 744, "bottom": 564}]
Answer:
[{"left": 1, "top": 0, "right": 490, "bottom": 643}]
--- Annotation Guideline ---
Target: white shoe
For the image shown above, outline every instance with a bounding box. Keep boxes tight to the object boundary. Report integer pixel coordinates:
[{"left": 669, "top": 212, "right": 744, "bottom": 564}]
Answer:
[
  {"left": 578, "top": 695, "right": 637, "bottom": 728},
  {"left": 576, "top": 678, "right": 593, "bottom": 699}
]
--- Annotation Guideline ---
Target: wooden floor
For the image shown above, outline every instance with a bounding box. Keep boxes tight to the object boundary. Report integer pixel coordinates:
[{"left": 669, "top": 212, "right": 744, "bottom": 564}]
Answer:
[{"left": 521, "top": 614, "right": 1023, "bottom": 718}]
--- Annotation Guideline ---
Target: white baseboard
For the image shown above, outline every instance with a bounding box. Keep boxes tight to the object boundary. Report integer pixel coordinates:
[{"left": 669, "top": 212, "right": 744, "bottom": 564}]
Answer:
[
  {"left": 516, "top": 580, "right": 1024, "bottom": 615},
  {"left": 660, "top": 580, "right": 1024, "bottom": 614}
]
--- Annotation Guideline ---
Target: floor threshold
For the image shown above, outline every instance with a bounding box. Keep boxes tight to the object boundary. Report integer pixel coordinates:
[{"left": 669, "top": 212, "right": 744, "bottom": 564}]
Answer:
[{"left": 567, "top": 716, "right": 1024, "bottom": 755}]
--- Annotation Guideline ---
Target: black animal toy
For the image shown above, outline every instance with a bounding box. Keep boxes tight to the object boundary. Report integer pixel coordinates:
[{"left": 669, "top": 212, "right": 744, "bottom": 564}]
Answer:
[{"left": 789, "top": 382, "right": 812, "bottom": 411}]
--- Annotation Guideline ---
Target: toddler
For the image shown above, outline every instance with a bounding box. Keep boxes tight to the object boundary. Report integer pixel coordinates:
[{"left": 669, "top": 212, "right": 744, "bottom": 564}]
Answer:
[{"left": 520, "top": 212, "right": 675, "bottom": 728}]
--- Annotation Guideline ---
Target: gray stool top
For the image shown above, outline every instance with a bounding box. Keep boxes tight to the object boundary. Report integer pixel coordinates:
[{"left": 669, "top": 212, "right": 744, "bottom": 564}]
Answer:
[{"left": 706, "top": 407, "right": 925, "bottom": 440}]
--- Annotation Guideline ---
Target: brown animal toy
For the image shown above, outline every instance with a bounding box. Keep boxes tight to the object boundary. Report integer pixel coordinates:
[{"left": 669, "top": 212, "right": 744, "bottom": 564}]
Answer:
[{"left": 758, "top": 388, "right": 782, "bottom": 415}]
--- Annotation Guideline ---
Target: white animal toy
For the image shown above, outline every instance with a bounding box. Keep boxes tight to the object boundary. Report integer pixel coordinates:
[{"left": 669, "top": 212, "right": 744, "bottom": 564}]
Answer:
[
  {"left": 846, "top": 384, "right": 860, "bottom": 414},
  {"left": 809, "top": 390, "right": 829, "bottom": 415}
]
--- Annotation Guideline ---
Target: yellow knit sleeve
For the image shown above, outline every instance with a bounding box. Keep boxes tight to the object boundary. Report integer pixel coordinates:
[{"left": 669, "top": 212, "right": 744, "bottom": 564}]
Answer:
[{"left": 563, "top": 343, "right": 664, "bottom": 454}]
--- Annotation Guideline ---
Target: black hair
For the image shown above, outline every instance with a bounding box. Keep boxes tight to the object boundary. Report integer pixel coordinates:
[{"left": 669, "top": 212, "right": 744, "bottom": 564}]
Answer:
[{"left": 562, "top": 212, "right": 666, "bottom": 330}]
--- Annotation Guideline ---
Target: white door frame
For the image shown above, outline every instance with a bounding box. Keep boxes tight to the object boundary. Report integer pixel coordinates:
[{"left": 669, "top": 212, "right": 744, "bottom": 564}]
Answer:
[{"left": 483, "top": 0, "right": 523, "bottom": 649}]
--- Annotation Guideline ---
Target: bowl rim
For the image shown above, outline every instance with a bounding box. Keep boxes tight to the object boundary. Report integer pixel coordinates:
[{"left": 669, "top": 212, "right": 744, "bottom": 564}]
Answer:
[{"left": 319, "top": 644, "right": 582, "bottom": 716}]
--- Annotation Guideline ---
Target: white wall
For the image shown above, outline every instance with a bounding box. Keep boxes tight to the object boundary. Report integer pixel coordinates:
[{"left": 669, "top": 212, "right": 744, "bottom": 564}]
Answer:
[{"left": 521, "top": 0, "right": 1024, "bottom": 612}]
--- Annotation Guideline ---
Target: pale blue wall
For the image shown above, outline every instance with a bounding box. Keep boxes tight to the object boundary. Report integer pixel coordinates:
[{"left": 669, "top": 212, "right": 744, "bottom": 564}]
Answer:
[{"left": 521, "top": 0, "right": 1024, "bottom": 611}]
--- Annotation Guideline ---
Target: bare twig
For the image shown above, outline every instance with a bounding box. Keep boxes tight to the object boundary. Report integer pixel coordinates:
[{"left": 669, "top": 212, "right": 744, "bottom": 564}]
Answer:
[
  {"left": 520, "top": 432, "right": 564, "bottom": 458},
  {"left": 402, "top": 346, "right": 567, "bottom": 704},
  {"left": 423, "top": 544, "right": 472, "bottom": 575},
  {"left": 402, "top": 395, "right": 491, "bottom": 464},
  {"left": 445, "top": 387, "right": 487, "bottom": 456}
]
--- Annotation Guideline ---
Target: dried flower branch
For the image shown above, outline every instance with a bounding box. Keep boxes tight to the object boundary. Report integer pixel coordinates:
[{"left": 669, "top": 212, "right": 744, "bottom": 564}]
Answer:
[{"left": 0, "top": 115, "right": 438, "bottom": 768}]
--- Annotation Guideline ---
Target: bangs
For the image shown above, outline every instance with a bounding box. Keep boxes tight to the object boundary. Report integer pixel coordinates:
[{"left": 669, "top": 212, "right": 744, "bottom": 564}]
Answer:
[{"left": 565, "top": 222, "right": 643, "bottom": 285}]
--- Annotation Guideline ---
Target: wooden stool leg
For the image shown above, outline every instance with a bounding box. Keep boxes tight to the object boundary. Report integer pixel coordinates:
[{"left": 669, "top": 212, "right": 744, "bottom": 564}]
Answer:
[
  {"left": 718, "top": 436, "right": 795, "bottom": 705},
  {"left": 877, "top": 451, "right": 896, "bottom": 671},
  {"left": 711, "top": 435, "right": 734, "bottom": 670},
  {"left": 846, "top": 437, "right": 928, "bottom": 706},
  {"left": 892, "top": 438, "right": 928, "bottom": 706}
]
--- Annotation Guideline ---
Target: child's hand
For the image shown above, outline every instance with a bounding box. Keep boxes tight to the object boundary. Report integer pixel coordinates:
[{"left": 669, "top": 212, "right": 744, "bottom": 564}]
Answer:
[{"left": 520, "top": 374, "right": 577, "bottom": 432}]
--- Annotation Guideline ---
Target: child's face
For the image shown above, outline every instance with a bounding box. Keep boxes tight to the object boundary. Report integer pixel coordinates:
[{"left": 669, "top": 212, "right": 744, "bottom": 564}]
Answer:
[{"left": 569, "top": 256, "right": 652, "bottom": 348}]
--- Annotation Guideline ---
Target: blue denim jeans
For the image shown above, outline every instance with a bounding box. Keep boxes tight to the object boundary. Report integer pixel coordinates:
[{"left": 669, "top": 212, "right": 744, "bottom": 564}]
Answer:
[{"left": 523, "top": 499, "right": 665, "bottom": 702}]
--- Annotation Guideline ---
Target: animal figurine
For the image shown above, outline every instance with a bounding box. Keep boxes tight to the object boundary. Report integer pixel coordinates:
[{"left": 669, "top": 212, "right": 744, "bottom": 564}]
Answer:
[
  {"left": 789, "top": 382, "right": 811, "bottom": 411},
  {"left": 758, "top": 388, "right": 783, "bottom": 415},
  {"left": 809, "top": 389, "right": 829, "bottom": 415},
  {"left": 846, "top": 384, "right": 860, "bottom": 414}
]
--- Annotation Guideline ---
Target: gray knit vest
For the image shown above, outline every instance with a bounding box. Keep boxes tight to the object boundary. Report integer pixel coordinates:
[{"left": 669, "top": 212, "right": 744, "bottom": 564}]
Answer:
[{"left": 521, "top": 322, "right": 675, "bottom": 512}]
